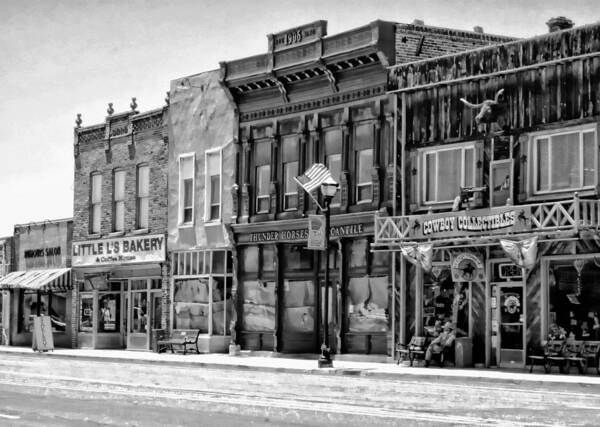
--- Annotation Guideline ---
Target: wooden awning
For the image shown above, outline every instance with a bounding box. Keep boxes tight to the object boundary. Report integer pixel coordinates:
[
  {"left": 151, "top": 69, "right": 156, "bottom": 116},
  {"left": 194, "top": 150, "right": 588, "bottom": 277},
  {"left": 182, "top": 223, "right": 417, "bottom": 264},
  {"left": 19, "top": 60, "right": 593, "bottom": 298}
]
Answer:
[{"left": 0, "top": 268, "right": 72, "bottom": 292}]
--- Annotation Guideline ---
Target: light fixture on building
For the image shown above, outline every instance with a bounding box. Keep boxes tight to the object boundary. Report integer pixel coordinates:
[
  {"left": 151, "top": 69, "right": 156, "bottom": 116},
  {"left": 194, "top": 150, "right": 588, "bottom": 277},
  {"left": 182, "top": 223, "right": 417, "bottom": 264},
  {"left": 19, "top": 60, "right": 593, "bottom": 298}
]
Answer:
[{"left": 177, "top": 77, "right": 204, "bottom": 91}]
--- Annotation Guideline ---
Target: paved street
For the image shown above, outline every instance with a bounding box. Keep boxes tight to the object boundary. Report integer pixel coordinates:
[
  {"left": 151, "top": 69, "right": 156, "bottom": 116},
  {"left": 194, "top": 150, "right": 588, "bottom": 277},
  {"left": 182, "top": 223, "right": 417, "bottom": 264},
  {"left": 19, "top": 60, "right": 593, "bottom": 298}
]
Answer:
[{"left": 0, "top": 352, "right": 600, "bottom": 426}]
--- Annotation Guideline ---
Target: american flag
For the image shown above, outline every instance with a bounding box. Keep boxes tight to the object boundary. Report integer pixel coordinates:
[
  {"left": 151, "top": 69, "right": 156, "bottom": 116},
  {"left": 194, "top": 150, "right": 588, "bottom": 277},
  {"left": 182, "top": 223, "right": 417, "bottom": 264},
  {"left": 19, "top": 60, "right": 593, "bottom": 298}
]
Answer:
[{"left": 294, "top": 163, "right": 337, "bottom": 193}]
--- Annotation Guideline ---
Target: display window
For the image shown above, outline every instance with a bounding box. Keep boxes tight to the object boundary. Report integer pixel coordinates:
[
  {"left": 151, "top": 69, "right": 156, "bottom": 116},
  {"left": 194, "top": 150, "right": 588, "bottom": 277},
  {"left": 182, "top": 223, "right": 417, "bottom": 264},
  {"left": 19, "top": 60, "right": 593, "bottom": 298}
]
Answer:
[
  {"left": 549, "top": 259, "right": 600, "bottom": 340},
  {"left": 242, "top": 280, "right": 276, "bottom": 332},
  {"left": 80, "top": 295, "right": 93, "bottom": 332},
  {"left": 171, "top": 249, "right": 234, "bottom": 335},
  {"left": 346, "top": 276, "right": 389, "bottom": 333},
  {"left": 422, "top": 267, "right": 470, "bottom": 338},
  {"left": 99, "top": 293, "right": 120, "bottom": 332},
  {"left": 19, "top": 291, "right": 67, "bottom": 333}
]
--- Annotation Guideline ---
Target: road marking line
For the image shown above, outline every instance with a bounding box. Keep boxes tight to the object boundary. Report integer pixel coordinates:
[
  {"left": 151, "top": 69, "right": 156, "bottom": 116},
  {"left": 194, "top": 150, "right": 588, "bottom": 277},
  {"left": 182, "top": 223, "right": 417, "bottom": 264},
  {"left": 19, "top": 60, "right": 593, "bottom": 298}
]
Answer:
[{"left": 0, "top": 413, "right": 20, "bottom": 420}]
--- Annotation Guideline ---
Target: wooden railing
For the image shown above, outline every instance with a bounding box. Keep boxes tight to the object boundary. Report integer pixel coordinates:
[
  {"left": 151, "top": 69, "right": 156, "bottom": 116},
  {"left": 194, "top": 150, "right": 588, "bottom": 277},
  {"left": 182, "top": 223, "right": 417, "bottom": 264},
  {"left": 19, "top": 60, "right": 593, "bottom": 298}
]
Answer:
[{"left": 374, "top": 195, "right": 600, "bottom": 244}]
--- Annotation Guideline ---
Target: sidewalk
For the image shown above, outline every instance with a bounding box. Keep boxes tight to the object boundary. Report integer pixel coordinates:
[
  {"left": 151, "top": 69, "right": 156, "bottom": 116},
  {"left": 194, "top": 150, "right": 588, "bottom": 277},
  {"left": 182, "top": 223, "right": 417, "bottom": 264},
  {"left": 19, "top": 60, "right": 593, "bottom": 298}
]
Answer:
[{"left": 2, "top": 345, "right": 600, "bottom": 388}]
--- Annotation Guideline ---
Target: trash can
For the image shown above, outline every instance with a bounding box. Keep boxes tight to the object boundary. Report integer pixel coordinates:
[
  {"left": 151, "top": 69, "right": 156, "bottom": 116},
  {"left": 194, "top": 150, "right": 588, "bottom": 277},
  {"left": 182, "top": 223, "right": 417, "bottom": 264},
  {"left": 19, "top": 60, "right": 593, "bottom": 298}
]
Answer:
[{"left": 454, "top": 337, "right": 473, "bottom": 368}]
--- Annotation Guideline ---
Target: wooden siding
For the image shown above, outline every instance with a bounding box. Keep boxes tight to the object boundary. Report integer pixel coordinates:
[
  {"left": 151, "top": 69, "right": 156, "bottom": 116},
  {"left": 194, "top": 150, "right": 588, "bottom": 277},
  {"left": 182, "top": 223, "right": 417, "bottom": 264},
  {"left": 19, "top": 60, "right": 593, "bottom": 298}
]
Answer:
[{"left": 393, "top": 24, "right": 600, "bottom": 145}]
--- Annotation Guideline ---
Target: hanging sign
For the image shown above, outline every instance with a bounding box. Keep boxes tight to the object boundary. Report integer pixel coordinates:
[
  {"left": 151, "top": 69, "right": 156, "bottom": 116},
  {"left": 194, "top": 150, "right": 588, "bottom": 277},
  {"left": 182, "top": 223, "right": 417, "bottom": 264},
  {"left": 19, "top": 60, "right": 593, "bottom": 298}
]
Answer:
[
  {"left": 407, "top": 206, "right": 531, "bottom": 239},
  {"left": 307, "top": 215, "right": 326, "bottom": 250},
  {"left": 451, "top": 252, "right": 485, "bottom": 282}
]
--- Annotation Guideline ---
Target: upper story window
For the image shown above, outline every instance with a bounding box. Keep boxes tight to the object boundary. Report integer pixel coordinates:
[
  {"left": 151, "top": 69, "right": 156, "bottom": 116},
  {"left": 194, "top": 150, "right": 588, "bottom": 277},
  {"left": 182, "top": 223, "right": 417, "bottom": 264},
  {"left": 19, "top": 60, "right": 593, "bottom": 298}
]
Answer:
[
  {"left": 354, "top": 123, "right": 374, "bottom": 204},
  {"left": 136, "top": 165, "right": 149, "bottom": 229},
  {"left": 254, "top": 141, "right": 271, "bottom": 214},
  {"left": 281, "top": 135, "right": 298, "bottom": 211},
  {"left": 90, "top": 172, "right": 102, "bottom": 234},
  {"left": 419, "top": 142, "right": 478, "bottom": 206},
  {"left": 113, "top": 170, "right": 126, "bottom": 232},
  {"left": 179, "top": 154, "right": 195, "bottom": 226},
  {"left": 205, "top": 149, "right": 222, "bottom": 221},
  {"left": 324, "top": 128, "right": 342, "bottom": 207},
  {"left": 532, "top": 125, "right": 597, "bottom": 194}
]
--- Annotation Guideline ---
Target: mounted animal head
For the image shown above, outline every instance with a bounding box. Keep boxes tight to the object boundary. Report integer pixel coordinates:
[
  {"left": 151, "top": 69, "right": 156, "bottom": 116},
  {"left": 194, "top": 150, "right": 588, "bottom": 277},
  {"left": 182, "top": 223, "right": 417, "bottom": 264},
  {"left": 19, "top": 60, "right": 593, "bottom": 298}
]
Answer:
[{"left": 460, "top": 89, "right": 505, "bottom": 124}]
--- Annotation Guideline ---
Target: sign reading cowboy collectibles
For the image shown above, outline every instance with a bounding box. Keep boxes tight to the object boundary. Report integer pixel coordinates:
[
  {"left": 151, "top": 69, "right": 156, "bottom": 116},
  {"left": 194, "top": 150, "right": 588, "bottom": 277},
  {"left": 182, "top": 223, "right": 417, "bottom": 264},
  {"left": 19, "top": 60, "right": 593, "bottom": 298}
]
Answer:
[
  {"left": 240, "top": 222, "right": 370, "bottom": 244},
  {"left": 408, "top": 206, "right": 531, "bottom": 239},
  {"left": 72, "top": 234, "right": 166, "bottom": 267}
]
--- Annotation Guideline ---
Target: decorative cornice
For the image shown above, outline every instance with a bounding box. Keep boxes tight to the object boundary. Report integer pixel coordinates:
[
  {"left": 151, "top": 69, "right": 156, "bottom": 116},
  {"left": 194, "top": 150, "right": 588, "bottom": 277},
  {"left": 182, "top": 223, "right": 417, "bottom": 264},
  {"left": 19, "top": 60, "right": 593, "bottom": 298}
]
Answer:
[{"left": 240, "top": 84, "right": 386, "bottom": 122}]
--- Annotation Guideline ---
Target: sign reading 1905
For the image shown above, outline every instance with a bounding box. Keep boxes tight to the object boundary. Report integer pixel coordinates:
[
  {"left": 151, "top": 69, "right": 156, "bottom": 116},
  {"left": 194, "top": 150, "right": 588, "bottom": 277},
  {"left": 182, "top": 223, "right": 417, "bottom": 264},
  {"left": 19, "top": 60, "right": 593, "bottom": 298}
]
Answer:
[{"left": 284, "top": 30, "right": 303, "bottom": 45}]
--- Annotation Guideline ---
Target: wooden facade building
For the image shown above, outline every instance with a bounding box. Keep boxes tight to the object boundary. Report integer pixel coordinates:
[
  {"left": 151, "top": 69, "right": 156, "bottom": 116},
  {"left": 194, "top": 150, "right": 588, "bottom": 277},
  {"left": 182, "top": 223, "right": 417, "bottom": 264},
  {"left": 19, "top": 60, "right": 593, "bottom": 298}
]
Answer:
[{"left": 374, "top": 19, "right": 600, "bottom": 367}]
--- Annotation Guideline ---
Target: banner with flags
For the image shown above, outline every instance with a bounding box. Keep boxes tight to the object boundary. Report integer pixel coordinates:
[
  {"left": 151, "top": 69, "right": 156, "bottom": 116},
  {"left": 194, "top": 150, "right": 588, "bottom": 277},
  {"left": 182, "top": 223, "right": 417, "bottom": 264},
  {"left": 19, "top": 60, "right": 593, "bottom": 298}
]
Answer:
[
  {"left": 294, "top": 163, "right": 337, "bottom": 194},
  {"left": 400, "top": 243, "right": 433, "bottom": 273},
  {"left": 499, "top": 236, "right": 538, "bottom": 270}
]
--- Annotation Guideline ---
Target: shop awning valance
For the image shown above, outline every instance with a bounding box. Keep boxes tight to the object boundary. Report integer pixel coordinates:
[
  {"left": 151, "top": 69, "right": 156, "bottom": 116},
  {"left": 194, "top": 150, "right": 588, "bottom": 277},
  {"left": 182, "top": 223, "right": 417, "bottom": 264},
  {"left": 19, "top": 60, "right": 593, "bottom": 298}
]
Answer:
[{"left": 0, "top": 268, "right": 72, "bottom": 292}]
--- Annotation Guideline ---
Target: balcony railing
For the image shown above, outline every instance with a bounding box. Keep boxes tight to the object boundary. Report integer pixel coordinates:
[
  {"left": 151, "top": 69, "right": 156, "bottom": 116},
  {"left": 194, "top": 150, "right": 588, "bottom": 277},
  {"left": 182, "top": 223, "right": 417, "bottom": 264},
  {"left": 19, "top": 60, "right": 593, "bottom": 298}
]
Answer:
[{"left": 374, "top": 195, "right": 600, "bottom": 245}]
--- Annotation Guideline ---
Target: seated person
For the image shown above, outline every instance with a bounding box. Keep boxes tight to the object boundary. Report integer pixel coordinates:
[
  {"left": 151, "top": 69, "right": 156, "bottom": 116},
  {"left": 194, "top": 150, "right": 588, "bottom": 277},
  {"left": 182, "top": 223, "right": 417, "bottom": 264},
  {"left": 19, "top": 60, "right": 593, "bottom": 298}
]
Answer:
[
  {"left": 425, "top": 320, "right": 443, "bottom": 338},
  {"left": 547, "top": 323, "right": 566, "bottom": 341},
  {"left": 425, "top": 321, "right": 456, "bottom": 366}
]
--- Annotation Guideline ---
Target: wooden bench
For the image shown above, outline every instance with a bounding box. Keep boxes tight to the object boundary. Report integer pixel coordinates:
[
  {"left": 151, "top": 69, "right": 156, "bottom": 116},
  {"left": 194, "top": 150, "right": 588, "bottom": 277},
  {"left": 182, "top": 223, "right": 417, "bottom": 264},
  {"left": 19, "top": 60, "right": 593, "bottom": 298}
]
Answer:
[
  {"left": 157, "top": 330, "right": 201, "bottom": 355},
  {"left": 581, "top": 341, "right": 600, "bottom": 375},
  {"left": 564, "top": 340, "right": 586, "bottom": 374},
  {"left": 396, "top": 336, "right": 427, "bottom": 366},
  {"left": 544, "top": 340, "right": 567, "bottom": 373}
]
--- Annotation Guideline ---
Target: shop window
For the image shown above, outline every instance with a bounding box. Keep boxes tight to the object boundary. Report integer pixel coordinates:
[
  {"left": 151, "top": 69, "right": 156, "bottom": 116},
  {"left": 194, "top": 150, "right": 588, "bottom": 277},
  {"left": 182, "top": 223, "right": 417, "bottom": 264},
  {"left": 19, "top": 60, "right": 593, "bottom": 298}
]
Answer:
[
  {"left": 80, "top": 295, "right": 93, "bottom": 332},
  {"left": 349, "top": 239, "right": 368, "bottom": 270},
  {"left": 281, "top": 135, "right": 299, "bottom": 211},
  {"left": 211, "top": 250, "right": 226, "bottom": 274},
  {"left": 90, "top": 172, "right": 102, "bottom": 234},
  {"left": 549, "top": 260, "right": 600, "bottom": 340},
  {"left": 113, "top": 170, "right": 126, "bottom": 232},
  {"left": 99, "top": 293, "right": 120, "bottom": 332},
  {"left": 324, "top": 129, "right": 342, "bottom": 206},
  {"left": 136, "top": 164, "right": 149, "bottom": 229},
  {"left": 532, "top": 125, "right": 597, "bottom": 194},
  {"left": 19, "top": 291, "right": 67, "bottom": 333},
  {"left": 283, "top": 280, "right": 314, "bottom": 333},
  {"left": 262, "top": 245, "right": 275, "bottom": 273},
  {"left": 283, "top": 245, "right": 313, "bottom": 271},
  {"left": 254, "top": 141, "right": 271, "bottom": 214},
  {"left": 173, "top": 278, "right": 210, "bottom": 332},
  {"left": 346, "top": 276, "right": 389, "bottom": 333},
  {"left": 423, "top": 268, "right": 470, "bottom": 337},
  {"left": 205, "top": 149, "right": 222, "bottom": 221},
  {"left": 419, "top": 143, "right": 477, "bottom": 205},
  {"left": 212, "top": 277, "right": 234, "bottom": 335},
  {"left": 242, "top": 280, "right": 276, "bottom": 331},
  {"left": 240, "top": 246, "right": 259, "bottom": 274},
  {"left": 178, "top": 154, "right": 195, "bottom": 226}
]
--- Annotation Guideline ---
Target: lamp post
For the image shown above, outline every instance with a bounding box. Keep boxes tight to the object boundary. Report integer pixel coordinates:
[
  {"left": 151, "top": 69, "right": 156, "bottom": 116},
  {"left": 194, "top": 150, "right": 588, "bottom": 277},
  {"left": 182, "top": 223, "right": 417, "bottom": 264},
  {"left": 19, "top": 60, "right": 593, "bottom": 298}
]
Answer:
[{"left": 318, "top": 181, "right": 338, "bottom": 368}]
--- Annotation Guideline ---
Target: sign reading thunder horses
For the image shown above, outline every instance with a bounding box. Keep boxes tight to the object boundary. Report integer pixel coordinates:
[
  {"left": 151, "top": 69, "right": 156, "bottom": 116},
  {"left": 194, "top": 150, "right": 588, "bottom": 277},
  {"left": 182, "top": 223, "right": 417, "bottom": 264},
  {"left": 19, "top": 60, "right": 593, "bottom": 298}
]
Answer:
[
  {"left": 72, "top": 234, "right": 166, "bottom": 266},
  {"left": 408, "top": 206, "right": 531, "bottom": 239}
]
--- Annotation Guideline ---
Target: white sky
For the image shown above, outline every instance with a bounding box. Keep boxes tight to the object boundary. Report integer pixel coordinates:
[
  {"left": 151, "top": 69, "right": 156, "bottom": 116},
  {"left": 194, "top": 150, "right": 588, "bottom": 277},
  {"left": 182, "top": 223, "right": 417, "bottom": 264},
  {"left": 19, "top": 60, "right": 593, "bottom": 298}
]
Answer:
[{"left": 0, "top": 0, "right": 597, "bottom": 236}]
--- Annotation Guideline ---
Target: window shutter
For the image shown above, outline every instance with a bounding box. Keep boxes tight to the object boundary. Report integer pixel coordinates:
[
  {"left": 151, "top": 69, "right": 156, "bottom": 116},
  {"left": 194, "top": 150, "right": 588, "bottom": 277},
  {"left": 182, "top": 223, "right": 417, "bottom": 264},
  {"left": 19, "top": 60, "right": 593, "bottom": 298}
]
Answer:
[
  {"left": 517, "top": 134, "right": 528, "bottom": 202},
  {"left": 408, "top": 150, "right": 418, "bottom": 212}
]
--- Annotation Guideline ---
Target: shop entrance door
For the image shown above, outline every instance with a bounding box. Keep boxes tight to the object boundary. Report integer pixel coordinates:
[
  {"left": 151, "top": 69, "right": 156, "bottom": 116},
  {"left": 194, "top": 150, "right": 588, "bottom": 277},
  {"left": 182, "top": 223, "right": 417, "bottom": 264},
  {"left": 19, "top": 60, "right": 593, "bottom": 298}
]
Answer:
[
  {"left": 496, "top": 283, "right": 526, "bottom": 367},
  {"left": 126, "top": 278, "right": 161, "bottom": 350}
]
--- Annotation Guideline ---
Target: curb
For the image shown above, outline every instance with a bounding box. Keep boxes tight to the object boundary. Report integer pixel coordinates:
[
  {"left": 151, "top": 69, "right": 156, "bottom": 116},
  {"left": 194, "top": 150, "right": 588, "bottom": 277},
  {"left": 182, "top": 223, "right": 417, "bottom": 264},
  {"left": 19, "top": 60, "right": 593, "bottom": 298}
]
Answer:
[{"left": 2, "top": 348, "right": 599, "bottom": 389}]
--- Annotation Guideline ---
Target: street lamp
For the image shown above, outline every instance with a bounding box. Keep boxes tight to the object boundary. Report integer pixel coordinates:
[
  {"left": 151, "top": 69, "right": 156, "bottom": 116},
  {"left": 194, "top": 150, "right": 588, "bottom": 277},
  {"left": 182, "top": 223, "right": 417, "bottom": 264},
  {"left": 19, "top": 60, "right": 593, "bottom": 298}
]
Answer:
[{"left": 318, "top": 181, "right": 339, "bottom": 368}]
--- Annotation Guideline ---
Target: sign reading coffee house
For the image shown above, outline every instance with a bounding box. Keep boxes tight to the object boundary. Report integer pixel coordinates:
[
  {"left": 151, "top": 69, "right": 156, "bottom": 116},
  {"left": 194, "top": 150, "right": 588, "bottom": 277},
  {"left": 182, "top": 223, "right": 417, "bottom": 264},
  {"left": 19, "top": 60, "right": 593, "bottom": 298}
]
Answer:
[{"left": 72, "top": 234, "right": 166, "bottom": 266}]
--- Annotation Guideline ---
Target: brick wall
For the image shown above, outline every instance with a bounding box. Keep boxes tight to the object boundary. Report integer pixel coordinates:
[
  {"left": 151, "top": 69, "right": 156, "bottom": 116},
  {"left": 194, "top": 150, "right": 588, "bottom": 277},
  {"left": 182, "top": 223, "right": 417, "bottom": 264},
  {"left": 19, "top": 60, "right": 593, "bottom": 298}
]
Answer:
[{"left": 73, "top": 109, "right": 169, "bottom": 241}]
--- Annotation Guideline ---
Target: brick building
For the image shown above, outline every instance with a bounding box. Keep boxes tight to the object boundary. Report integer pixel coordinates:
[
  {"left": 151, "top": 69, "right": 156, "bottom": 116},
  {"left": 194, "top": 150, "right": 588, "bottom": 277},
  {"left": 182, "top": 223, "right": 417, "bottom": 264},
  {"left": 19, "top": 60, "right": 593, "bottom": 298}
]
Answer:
[
  {"left": 71, "top": 101, "right": 169, "bottom": 350},
  {"left": 216, "top": 20, "right": 513, "bottom": 357}
]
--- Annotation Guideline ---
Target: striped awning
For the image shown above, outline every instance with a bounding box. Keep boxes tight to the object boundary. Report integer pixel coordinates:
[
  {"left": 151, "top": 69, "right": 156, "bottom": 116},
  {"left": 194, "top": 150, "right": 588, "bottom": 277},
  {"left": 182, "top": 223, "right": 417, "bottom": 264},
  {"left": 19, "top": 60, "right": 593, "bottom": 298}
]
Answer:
[{"left": 0, "top": 268, "right": 72, "bottom": 292}]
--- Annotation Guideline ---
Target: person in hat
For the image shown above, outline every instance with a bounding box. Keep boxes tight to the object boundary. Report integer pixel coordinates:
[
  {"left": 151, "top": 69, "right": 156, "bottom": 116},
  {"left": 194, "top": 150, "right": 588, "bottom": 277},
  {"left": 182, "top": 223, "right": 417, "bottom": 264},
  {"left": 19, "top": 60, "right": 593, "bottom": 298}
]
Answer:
[{"left": 425, "top": 321, "right": 456, "bottom": 366}]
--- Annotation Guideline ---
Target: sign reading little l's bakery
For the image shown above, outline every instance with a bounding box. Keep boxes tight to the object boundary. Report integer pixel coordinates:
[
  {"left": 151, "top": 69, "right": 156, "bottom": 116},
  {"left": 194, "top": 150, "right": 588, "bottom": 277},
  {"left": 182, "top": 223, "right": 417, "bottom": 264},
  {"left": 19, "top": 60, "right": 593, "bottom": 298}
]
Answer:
[
  {"left": 408, "top": 206, "right": 531, "bottom": 239},
  {"left": 72, "top": 234, "right": 165, "bottom": 266}
]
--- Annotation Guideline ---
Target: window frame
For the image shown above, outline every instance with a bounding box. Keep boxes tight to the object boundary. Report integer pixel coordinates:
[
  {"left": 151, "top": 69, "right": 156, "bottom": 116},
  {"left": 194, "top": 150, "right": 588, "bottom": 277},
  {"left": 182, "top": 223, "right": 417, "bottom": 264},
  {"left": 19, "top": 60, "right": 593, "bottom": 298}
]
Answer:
[
  {"left": 531, "top": 124, "right": 598, "bottom": 196},
  {"left": 355, "top": 148, "right": 373, "bottom": 204},
  {"left": 323, "top": 127, "right": 343, "bottom": 208},
  {"left": 418, "top": 141, "right": 479, "bottom": 207},
  {"left": 253, "top": 139, "right": 272, "bottom": 215},
  {"left": 112, "top": 169, "right": 126, "bottom": 232},
  {"left": 280, "top": 134, "right": 299, "bottom": 212},
  {"left": 205, "top": 147, "right": 223, "bottom": 222},
  {"left": 90, "top": 172, "right": 102, "bottom": 234},
  {"left": 178, "top": 153, "right": 195, "bottom": 227},
  {"left": 136, "top": 164, "right": 150, "bottom": 230}
]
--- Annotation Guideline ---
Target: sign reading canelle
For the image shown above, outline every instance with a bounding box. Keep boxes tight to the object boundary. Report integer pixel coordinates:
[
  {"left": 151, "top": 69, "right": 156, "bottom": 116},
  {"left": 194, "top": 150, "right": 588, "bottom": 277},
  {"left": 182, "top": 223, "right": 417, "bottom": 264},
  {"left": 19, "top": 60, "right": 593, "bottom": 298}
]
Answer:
[{"left": 72, "top": 234, "right": 165, "bottom": 266}]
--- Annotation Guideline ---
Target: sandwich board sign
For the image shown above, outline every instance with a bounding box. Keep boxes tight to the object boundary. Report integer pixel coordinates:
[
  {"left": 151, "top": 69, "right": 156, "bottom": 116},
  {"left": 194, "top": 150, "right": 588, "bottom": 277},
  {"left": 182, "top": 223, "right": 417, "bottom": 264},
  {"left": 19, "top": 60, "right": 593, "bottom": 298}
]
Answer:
[{"left": 32, "top": 315, "right": 54, "bottom": 352}]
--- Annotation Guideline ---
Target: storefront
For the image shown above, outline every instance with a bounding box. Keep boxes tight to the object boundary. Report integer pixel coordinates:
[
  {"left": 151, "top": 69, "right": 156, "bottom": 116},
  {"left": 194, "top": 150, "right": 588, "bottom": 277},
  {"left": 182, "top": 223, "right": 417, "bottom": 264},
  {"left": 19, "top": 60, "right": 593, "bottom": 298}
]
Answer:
[
  {"left": 72, "top": 234, "right": 167, "bottom": 350},
  {"left": 234, "top": 213, "right": 392, "bottom": 356},
  {"left": 0, "top": 220, "right": 73, "bottom": 348}
]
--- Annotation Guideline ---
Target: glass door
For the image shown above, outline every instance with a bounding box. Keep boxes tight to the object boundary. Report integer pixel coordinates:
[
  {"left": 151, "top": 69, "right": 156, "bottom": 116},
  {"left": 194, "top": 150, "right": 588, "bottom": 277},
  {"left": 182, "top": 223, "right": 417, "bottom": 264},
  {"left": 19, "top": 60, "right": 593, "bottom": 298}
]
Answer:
[
  {"left": 127, "top": 279, "right": 149, "bottom": 350},
  {"left": 497, "top": 284, "right": 526, "bottom": 367}
]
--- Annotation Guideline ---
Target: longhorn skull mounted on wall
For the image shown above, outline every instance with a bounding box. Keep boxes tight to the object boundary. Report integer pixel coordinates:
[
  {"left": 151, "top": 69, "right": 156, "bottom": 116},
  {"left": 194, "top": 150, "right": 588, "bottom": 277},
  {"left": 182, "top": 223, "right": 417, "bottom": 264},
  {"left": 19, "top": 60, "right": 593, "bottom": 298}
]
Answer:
[{"left": 460, "top": 89, "right": 507, "bottom": 134}]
